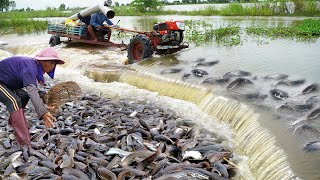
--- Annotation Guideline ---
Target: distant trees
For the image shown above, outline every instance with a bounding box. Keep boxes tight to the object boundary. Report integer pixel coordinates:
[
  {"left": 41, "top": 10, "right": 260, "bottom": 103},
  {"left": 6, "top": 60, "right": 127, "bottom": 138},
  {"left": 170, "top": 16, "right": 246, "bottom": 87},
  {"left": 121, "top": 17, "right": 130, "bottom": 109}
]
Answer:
[
  {"left": 132, "top": 0, "right": 162, "bottom": 12},
  {"left": 0, "top": 0, "right": 16, "bottom": 12},
  {"left": 58, "top": 4, "right": 66, "bottom": 11}
]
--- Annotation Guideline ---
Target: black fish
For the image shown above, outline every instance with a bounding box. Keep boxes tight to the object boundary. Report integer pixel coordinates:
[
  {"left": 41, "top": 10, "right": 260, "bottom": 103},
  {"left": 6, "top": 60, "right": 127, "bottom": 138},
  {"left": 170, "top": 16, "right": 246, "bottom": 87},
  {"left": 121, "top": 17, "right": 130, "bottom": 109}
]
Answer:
[
  {"left": 191, "top": 69, "right": 209, "bottom": 77},
  {"left": 214, "top": 162, "right": 229, "bottom": 178},
  {"left": 226, "top": 77, "right": 253, "bottom": 89},
  {"left": 303, "top": 141, "right": 320, "bottom": 152},
  {"left": 194, "top": 60, "right": 219, "bottom": 67},
  {"left": 306, "top": 96, "right": 320, "bottom": 105},
  {"left": 187, "top": 144, "right": 224, "bottom": 153},
  {"left": 223, "top": 70, "right": 251, "bottom": 79},
  {"left": 195, "top": 58, "right": 206, "bottom": 62},
  {"left": 294, "top": 124, "right": 319, "bottom": 135},
  {"left": 160, "top": 68, "right": 182, "bottom": 74},
  {"left": 60, "top": 128, "right": 75, "bottom": 135},
  {"left": 264, "top": 74, "right": 288, "bottom": 80},
  {"left": 202, "top": 77, "right": 229, "bottom": 85},
  {"left": 274, "top": 79, "right": 305, "bottom": 87},
  {"left": 269, "top": 89, "right": 289, "bottom": 100},
  {"left": 242, "top": 93, "right": 268, "bottom": 100},
  {"left": 182, "top": 73, "right": 191, "bottom": 79},
  {"left": 277, "top": 102, "right": 313, "bottom": 112},
  {"left": 302, "top": 83, "right": 318, "bottom": 94},
  {"left": 306, "top": 108, "right": 320, "bottom": 120}
]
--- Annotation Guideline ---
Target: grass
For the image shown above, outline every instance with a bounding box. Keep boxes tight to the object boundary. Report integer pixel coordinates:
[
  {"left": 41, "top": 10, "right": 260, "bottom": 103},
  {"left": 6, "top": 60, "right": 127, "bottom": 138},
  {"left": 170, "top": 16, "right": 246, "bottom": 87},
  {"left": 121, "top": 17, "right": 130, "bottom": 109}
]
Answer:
[
  {"left": 0, "top": 9, "right": 75, "bottom": 34},
  {"left": 0, "top": 1, "right": 318, "bottom": 18},
  {"left": 183, "top": 18, "right": 320, "bottom": 46},
  {"left": 0, "top": 18, "right": 48, "bottom": 34},
  {"left": 246, "top": 19, "right": 320, "bottom": 41},
  {"left": 0, "top": 9, "right": 76, "bottom": 19},
  {"left": 176, "top": 1, "right": 320, "bottom": 17},
  {"left": 184, "top": 20, "right": 241, "bottom": 46}
]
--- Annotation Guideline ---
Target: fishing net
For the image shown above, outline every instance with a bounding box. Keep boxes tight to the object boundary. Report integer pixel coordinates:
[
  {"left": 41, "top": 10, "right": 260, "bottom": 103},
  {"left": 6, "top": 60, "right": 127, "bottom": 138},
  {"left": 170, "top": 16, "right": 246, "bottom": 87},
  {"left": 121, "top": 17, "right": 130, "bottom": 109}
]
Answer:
[{"left": 43, "top": 81, "right": 82, "bottom": 114}]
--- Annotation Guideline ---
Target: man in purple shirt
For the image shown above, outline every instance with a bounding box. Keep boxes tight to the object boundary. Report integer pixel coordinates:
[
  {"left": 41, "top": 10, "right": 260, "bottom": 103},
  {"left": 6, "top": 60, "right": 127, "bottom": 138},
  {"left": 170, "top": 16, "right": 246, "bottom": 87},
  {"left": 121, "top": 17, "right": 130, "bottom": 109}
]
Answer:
[
  {"left": 0, "top": 47, "right": 65, "bottom": 147},
  {"left": 87, "top": 11, "right": 114, "bottom": 41}
]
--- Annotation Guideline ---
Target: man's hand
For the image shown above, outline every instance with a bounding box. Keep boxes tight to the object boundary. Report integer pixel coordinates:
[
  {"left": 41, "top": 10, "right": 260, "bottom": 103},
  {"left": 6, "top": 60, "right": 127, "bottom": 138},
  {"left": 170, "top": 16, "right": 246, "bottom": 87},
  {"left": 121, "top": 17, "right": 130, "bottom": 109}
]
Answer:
[
  {"left": 97, "top": 25, "right": 103, "bottom": 31},
  {"left": 42, "top": 112, "right": 56, "bottom": 128},
  {"left": 110, "top": 25, "right": 119, "bottom": 28}
]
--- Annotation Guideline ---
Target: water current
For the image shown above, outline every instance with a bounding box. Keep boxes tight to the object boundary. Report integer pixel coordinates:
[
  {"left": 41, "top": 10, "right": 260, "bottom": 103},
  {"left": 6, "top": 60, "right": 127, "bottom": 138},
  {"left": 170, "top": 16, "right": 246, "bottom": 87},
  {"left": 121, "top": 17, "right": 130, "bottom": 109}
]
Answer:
[{"left": 1, "top": 15, "right": 320, "bottom": 179}]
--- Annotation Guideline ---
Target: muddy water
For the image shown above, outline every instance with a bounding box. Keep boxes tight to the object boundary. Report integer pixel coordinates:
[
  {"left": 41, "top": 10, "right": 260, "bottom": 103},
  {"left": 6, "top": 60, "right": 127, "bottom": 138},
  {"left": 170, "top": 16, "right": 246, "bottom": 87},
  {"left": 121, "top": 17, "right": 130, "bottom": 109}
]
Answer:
[{"left": 1, "top": 15, "right": 320, "bottom": 179}]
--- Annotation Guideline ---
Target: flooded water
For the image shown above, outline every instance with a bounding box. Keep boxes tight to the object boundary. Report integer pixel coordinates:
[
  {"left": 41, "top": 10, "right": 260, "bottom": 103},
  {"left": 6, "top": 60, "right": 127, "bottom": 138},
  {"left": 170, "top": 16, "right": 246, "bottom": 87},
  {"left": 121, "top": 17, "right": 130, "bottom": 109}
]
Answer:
[{"left": 1, "top": 15, "right": 320, "bottom": 179}]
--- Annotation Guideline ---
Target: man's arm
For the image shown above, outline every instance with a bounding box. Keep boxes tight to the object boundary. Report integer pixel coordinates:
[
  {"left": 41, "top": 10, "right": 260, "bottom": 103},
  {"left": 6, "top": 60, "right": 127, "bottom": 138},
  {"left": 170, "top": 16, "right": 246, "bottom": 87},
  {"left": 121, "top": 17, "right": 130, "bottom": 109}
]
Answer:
[
  {"left": 105, "top": 18, "right": 113, "bottom": 26},
  {"left": 25, "top": 84, "right": 55, "bottom": 128},
  {"left": 25, "top": 84, "right": 47, "bottom": 117}
]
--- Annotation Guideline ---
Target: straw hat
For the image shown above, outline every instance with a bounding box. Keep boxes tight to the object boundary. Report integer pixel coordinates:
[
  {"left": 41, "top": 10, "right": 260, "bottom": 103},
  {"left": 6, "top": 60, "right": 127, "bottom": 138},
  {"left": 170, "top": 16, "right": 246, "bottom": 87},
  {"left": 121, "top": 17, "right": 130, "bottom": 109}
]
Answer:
[{"left": 35, "top": 47, "right": 65, "bottom": 64}]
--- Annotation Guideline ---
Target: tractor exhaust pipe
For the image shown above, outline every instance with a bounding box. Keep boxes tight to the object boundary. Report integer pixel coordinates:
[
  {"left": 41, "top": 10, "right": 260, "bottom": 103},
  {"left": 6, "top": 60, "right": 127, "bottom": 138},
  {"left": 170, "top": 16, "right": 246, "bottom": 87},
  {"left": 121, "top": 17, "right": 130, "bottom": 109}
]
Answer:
[{"left": 68, "top": 0, "right": 114, "bottom": 21}]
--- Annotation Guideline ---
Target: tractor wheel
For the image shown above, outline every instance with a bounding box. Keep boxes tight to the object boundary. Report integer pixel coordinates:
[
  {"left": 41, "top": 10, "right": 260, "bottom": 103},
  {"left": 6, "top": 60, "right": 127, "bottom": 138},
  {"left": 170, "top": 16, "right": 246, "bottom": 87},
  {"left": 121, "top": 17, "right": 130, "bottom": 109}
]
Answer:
[
  {"left": 49, "top": 35, "right": 61, "bottom": 47},
  {"left": 127, "top": 35, "right": 153, "bottom": 64}
]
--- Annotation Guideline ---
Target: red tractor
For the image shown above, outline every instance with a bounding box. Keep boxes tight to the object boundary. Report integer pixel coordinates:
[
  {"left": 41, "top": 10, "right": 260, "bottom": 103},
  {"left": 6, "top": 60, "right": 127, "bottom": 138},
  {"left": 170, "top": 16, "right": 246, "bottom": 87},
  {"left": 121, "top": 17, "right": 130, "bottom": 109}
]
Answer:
[
  {"left": 112, "top": 20, "right": 189, "bottom": 64},
  {"left": 48, "top": 20, "right": 188, "bottom": 64}
]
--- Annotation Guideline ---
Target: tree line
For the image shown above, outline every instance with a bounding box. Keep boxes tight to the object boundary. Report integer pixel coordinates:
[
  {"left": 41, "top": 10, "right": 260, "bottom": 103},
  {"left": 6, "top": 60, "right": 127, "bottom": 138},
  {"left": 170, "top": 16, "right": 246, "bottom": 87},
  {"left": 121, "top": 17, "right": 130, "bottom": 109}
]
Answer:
[
  {"left": 1, "top": 0, "right": 317, "bottom": 12},
  {"left": 0, "top": 0, "right": 15, "bottom": 12}
]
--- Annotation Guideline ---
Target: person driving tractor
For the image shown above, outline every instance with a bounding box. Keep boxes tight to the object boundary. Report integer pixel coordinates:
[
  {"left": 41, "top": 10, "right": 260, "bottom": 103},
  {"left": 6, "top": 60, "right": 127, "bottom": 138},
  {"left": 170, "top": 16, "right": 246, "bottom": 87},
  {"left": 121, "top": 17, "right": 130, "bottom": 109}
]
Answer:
[{"left": 87, "top": 11, "right": 114, "bottom": 42}]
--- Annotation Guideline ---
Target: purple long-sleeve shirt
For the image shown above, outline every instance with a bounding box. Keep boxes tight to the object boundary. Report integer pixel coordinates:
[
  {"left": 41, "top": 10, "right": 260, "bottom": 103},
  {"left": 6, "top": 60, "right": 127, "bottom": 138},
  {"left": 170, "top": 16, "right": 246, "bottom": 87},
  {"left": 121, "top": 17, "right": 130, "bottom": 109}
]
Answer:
[{"left": 0, "top": 56, "right": 48, "bottom": 117}]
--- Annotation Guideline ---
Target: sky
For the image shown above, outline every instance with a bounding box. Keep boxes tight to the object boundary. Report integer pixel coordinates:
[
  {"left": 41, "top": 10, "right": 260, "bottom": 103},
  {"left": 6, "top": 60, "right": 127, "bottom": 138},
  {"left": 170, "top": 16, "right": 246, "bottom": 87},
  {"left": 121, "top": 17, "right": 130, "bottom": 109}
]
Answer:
[{"left": 13, "top": 0, "right": 134, "bottom": 10}]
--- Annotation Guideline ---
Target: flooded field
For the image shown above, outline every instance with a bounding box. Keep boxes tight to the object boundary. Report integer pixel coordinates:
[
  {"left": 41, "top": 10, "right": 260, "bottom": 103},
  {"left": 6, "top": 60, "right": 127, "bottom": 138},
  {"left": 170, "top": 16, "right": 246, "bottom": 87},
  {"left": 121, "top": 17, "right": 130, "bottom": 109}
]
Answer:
[{"left": 1, "top": 15, "right": 320, "bottom": 179}]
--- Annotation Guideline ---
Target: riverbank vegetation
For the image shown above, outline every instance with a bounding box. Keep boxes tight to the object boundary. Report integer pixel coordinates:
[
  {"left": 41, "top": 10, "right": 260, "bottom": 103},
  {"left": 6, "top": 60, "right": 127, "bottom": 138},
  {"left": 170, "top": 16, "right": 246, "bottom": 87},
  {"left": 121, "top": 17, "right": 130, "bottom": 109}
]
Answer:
[
  {"left": 0, "top": 0, "right": 319, "bottom": 42},
  {"left": 0, "top": 18, "right": 47, "bottom": 34},
  {"left": 184, "top": 18, "right": 320, "bottom": 46},
  {"left": 246, "top": 18, "right": 320, "bottom": 38},
  {"left": 0, "top": 0, "right": 319, "bottom": 17},
  {"left": 183, "top": 0, "right": 320, "bottom": 16},
  {"left": 184, "top": 20, "right": 242, "bottom": 46}
]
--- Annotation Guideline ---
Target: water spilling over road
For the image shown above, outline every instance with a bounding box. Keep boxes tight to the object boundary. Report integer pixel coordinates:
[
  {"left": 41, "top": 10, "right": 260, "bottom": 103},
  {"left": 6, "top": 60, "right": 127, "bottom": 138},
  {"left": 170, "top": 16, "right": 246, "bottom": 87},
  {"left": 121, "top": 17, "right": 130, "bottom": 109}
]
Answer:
[{"left": 1, "top": 15, "right": 320, "bottom": 179}]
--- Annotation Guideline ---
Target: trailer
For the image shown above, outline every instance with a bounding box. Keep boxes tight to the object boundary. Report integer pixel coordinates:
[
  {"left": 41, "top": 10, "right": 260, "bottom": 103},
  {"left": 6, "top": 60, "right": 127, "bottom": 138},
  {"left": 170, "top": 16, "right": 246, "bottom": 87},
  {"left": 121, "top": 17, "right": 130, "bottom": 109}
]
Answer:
[
  {"left": 47, "top": 23, "right": 127, "bottom": 49},
  {"left": 47, "top": 0, "right": 188, "bottom": 64}
]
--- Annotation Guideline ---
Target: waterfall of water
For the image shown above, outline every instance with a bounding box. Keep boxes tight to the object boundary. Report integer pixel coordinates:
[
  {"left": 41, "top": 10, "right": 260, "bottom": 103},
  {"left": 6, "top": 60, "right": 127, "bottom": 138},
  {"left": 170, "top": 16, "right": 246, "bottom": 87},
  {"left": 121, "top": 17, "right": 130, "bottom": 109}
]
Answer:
[
  {"left": 114, "top": 69, "right": 297, "bottom": 179},
  {"left": 199, "top": 95, "right": 296, "bottom": 179},
  {"left": 119, "top": 69, "right": 211, "bottom": 104}
]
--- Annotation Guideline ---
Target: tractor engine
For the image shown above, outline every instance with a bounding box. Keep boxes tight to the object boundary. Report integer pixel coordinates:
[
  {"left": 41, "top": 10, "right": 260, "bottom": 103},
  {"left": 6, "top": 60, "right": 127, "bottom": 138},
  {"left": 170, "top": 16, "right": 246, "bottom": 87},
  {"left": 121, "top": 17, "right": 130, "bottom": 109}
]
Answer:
[
  {"left": 153, "top": 21, "right": 185, "bottom": 46},
  {"left": 127, "top": 20, "right": 189, "bottom": 64}
]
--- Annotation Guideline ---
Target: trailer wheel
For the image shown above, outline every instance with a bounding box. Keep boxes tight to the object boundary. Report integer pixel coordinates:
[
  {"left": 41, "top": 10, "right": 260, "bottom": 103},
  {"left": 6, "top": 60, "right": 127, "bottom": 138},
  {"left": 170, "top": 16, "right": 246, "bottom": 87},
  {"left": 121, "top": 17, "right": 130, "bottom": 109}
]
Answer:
[
  {"left": 127, "top": 35, "right": 153, "bottom": 64},
  {"left": 49, "top": 35, "right": 61, "bottom": 47}
]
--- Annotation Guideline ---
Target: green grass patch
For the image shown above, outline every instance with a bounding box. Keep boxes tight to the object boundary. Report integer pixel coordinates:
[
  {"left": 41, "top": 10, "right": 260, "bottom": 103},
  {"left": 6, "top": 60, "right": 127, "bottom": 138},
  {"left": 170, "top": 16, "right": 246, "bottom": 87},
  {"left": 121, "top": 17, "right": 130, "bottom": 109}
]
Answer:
[
  {"left": 184, "top": 18, "right": 320, "bottom": 46},
  {"left": 182, "top": 2, "right": 320, "bottom": 17},
  {"left": 0, "top": 9, "right": 76, "bottom": 18},
  {"left": 180, "top": 6, "right": 219, "bottom": 16},
  {"left": 0, "top": 18, "right": 47, "bottom": 34},
  {"left": 0, "top": 2, "right": 319, "bottom": 18},
  {"left": 246, "top": 19, "right": 320, "bottom": 39},
  {"left": 184, "top": 20, "right": 241, "bottom": 46}
]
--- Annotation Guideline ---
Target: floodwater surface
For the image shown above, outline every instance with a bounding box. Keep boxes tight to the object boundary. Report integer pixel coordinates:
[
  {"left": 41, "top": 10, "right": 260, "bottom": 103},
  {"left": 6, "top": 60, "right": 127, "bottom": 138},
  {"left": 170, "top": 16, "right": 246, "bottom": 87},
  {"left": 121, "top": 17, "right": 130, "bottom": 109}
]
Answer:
[{"left": 1, "top": 15, "right": 320, "bottom": 180}]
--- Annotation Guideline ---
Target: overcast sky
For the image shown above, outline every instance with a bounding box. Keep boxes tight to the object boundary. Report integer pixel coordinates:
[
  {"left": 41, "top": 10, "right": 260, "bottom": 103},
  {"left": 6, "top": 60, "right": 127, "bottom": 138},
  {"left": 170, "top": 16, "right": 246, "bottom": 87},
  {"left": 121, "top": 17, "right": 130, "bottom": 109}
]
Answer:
[{"left": 13, "top": 0, "right": 134, "bottom": 10}]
